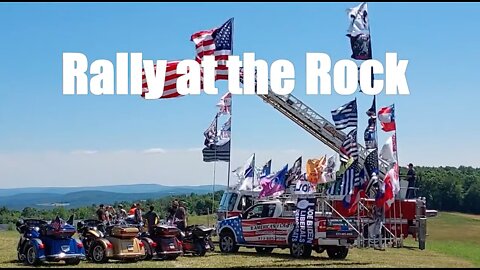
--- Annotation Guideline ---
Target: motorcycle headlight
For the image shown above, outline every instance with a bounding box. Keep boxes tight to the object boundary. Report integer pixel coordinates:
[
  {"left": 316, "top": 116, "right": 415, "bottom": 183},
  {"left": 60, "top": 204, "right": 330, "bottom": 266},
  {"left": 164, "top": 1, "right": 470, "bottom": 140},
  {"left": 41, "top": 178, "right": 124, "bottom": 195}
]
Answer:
[
  {"left": 93, "top": 227, "right": 97, "bottom": 231},
  {"left": 34, "top": 227, "right": 40, "bottom": 232}
]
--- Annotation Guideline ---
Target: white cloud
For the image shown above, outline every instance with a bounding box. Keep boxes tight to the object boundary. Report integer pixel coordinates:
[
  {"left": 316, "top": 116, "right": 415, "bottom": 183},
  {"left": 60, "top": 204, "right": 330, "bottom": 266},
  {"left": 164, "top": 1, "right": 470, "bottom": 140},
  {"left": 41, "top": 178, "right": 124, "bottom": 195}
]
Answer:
[
  {"left": 71, "top": 150, "right": 98, "bottom": 155},
  {"left": 2, "top": 144, "right": 478, "bottom": 189},
  {"left": 143, "top": 148, "right": 167, "bottom": 154}
]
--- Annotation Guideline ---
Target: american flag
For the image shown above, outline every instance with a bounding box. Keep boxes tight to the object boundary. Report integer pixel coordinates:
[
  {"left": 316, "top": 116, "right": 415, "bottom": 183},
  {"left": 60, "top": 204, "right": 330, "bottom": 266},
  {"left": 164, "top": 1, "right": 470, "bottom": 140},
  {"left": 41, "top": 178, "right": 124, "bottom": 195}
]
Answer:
[
  {"left": 331, "top": 99, "right": 358, "bottom": 130},
  {"left": 219, "top": 217, "right": 245, "bottom": 244},
  {"left": 364, "top": 149, "right": 379, "bottom": 193},
  {"left": 218, "top": 217, "right": 293, "bottom": 245},
  {"left": 364, "top": 149, "right": 379, "bottom": 178},
  {"left": 191, "top": 18, "right": 233, "bottom": 80},
  {"left": 141, "top": 61, "right": 183, "bottom": 99},
  {"left": 339, "top": 129, "right": 358, "bottom": 163}
]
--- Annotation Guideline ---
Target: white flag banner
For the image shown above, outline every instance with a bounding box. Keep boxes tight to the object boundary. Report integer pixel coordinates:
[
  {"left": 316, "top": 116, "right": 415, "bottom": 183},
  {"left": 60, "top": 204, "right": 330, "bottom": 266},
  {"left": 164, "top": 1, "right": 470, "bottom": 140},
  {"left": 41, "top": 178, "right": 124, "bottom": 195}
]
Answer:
[
  {"left": 238, "top": 154, "right": 255, "bottom": 191},
  {"left": 321, "top": 154, "right": 339, "bottom": 183},
  {"left": 294, "top": 180, "right": 315, "bottom": 195},
  {"left": 380, "top": 134, "right": 397, "bottom": 163},
  {"left": 347, "top": 2, "right": 369, "bottom": 37}
]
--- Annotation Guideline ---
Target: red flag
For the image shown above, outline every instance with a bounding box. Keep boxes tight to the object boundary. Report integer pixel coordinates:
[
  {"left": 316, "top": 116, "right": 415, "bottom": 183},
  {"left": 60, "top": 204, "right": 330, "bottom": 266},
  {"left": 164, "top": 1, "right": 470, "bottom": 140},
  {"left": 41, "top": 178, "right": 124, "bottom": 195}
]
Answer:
[
  {"left": 378, "top": 104, "right": 396, "bottom": 132},
  {"left": 376, "top": 170, "right": 395, "bottom": 212}
]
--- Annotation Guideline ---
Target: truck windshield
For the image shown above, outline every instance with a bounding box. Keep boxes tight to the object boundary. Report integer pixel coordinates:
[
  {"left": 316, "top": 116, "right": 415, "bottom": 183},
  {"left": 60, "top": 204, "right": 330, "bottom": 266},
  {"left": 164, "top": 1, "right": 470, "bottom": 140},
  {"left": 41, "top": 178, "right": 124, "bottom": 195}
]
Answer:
[{"left": 218, "top": 192, "right": 238, "bottom": 211}]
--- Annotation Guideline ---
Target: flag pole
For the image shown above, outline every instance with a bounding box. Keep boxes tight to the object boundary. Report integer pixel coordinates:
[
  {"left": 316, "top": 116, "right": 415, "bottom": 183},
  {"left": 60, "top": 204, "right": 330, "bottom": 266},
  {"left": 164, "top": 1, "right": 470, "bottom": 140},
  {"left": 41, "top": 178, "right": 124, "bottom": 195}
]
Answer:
[
  {"left": 392, "top": 105, "right": 403, "bottom": 242},
  {"left": 212, "top": 113, "right": 219, "bottom": 218},
  {"left": 227, "top": 17, "right": 234, "bottom": 192},
  {"left": 227, "top": 97, "right": 232, "bottom": 191}
]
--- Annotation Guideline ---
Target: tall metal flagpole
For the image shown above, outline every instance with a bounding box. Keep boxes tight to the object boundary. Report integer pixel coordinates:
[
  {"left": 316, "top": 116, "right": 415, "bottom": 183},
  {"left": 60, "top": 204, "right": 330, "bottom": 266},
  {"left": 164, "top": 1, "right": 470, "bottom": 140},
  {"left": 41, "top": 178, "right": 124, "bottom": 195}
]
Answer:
[
  {"left": 393, "top": 106, "right": 403, "bottom": 243},
  {"left": 212, "top": 113, "right": 218, "bottom": 218},
  {"left": 227, "top": 100, "right": 232, "bottom": 190},
  {"left": 227, "top": 17, "right": 234, "bottom": 191}
]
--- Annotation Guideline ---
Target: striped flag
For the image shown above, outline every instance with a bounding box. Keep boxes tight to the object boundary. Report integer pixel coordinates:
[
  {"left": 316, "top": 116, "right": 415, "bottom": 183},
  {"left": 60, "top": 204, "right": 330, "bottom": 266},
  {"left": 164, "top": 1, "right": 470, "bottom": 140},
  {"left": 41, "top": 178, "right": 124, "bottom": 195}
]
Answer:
[
  {"left": 327, "top": 160, "right": 358, "bottom": 196},
  {"left": 343, "top": 165, "right": 367, "bottom": 215},
  {"left": 141, "top": 60, "right": 183, "bottom": 99},
  {"left": 339, "top": 129, "right": 358, "bottom": 163},
  {"left": 202, "top": 115, "right": 231, "bottom": 162},
  {"left": 191, "top": 18, "right": 233, "bottom": 81},
  {"left": 202, "top": 141, "right": 230, "bottom": 162},
  {"left": 331, "top": 99, "right": 358, "bottom": 130}
]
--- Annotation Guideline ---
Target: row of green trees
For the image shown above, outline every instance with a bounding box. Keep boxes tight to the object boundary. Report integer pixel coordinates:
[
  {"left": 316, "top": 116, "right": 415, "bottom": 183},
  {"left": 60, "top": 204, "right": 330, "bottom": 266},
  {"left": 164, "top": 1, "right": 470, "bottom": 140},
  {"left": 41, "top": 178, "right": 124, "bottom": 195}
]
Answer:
[
  {"left": 415, "top": 166, "right": 480, "bottom": 214},
  {"left": 1, "top": 165, "right": 480, "bottom": 227},
  {"left": 0, "top": 191, "right": 224, "bottom": 226}
]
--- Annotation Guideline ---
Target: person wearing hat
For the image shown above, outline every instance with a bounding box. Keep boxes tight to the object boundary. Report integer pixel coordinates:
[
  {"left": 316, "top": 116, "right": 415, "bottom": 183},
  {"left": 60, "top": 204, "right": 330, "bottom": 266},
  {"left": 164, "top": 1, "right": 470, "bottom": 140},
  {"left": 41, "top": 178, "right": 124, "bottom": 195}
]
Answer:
[{"left": 406, "top": 163, "right": 416, "bottom": 199}]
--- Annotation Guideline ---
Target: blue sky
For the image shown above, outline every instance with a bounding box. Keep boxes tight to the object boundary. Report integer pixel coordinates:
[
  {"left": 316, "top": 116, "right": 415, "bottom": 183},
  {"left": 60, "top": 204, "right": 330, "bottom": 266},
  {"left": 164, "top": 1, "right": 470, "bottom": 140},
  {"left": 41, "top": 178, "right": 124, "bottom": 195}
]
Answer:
[{"left": 0, "top": 2, "right": 479, "bottom": 188}]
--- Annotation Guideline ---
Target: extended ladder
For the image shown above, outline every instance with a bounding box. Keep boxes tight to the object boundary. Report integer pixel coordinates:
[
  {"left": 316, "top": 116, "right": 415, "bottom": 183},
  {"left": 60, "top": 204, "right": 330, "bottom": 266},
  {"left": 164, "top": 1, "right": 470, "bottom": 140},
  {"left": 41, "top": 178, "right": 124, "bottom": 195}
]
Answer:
[{"left": 257, "top": 92, "right": 390, "bottom": 180}]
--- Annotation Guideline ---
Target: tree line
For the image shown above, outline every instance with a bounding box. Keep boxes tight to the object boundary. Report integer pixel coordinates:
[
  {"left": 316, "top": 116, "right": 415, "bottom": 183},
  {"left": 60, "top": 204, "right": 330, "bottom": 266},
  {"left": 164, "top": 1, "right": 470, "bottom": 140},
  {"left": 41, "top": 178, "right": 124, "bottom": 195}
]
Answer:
[
  {"left": 0, "top": 191, "right": 224, "bottom": 227},
  {"left": 414, "top": 166, "right": 480, "bottom": 214},
  {"left": 1, "top": 166, "right": 479, "bottom": 228}
]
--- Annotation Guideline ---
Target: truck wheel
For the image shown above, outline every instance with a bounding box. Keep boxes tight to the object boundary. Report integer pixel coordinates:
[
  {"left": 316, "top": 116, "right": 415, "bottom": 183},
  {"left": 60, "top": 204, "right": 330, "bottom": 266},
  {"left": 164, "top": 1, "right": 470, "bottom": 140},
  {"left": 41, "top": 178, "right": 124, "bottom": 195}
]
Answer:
[
  {"left": 65, "top": 258, "right": 81, "bottom": 265},
  {"left": 24, "top": 244, "right": 41, "bottom": 266},
  {"left": 219, "top": 231, "right": 239, "bottom": 253},
  {"left": 290, "top": 243, "right": 312, "bottom": 259},
  {"left": 90, "top": 241, "right": 109, "bottom": 263},
  {"left": 327, "top": 246, "right": 349, "bottom": 260},
  {"left": 255, "top": 247, "right": 274, "bottom": 254}
]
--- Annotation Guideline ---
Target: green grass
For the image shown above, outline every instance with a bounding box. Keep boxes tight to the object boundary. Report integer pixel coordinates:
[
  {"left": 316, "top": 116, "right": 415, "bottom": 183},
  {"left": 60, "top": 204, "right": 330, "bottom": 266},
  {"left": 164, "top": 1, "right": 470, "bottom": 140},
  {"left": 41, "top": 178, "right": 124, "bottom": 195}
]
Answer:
[
  {"left": 1, "top": 212, "right": 478, "bottom": 268},
  {"left": 425, "top": 212, "right": 480, "bottom": 267}
]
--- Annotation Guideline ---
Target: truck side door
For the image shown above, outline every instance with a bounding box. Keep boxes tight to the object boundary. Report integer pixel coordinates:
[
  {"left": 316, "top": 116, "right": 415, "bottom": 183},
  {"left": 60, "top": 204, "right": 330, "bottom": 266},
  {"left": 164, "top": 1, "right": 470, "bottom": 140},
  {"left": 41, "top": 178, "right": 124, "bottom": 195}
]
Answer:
[{"left": 240, "top": 203, "right": 277, "bottom": 245}]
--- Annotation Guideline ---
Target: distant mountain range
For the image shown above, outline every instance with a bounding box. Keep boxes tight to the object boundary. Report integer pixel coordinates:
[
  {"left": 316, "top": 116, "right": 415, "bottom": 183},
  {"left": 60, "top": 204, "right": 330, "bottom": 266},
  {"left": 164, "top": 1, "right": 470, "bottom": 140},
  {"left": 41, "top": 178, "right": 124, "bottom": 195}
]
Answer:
[{"left": 0, "top": 184, "right": 227, "bottom": 210}]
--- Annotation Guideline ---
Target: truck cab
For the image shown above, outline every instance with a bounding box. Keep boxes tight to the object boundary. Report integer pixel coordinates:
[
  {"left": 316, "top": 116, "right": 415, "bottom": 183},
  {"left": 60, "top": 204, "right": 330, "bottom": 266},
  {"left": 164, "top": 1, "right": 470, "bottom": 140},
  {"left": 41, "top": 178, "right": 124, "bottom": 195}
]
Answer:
[
  {"left": 216, "top": 198, "right": 358, "bottom": 259},
  {"left": 217, "top": 189, "right": 258, "bottom": 221}
]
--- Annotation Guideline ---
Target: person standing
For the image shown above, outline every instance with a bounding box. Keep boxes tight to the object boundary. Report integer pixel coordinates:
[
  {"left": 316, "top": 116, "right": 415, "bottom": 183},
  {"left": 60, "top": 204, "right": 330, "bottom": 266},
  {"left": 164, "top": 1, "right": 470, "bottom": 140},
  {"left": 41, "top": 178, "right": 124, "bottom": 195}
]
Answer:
[
  {"left": 145, "top": 206, "right": 159, "bottom": 233},
  {"left": 134, "top": 203, "right": 143, "bottom": 224},
  {"left": 406, "top": 163, "right": 416, "bottom": 199},
  {"left": 174, "top": 201, "right": 187, "bottom": 231},
  {"left": 166, "top": 200, "right": 178, "bottom": 225}
]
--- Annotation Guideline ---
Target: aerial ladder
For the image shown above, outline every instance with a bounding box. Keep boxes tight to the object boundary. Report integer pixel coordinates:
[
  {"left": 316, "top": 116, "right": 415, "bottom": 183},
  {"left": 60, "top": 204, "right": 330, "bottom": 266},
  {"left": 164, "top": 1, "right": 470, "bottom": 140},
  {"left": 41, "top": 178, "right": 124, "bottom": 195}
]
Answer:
[
  {"left": 256, "top": 91, "right": 391, "bottom": 182},
  {"left": 254, "top": 91, "right": 437, "bottom": 250}
]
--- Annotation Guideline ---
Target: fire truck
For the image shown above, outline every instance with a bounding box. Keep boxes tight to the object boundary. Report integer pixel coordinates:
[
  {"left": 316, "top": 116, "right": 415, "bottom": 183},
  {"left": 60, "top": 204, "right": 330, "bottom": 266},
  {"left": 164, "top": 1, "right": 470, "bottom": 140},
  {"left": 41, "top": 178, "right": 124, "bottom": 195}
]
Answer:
[{"left": 217, "top": 91, "right": 437, "bottom": 250}]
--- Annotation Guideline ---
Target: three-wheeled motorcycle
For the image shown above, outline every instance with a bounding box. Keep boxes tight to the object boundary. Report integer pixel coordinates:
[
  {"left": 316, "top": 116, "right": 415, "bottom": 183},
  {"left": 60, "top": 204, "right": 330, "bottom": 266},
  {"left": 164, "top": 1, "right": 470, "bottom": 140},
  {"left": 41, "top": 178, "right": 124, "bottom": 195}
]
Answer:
[
  {"left": 139, "top": 224, "right": 183, "bottom": 260},
  {"left": 180, "top": 225, "right": 215, "bottom": 256},
  {"left": 76, "top": 219, "right": 145, "bottom": 263},
  {"left": 16, "top": 217, "right": 85, "bottom": 266}
]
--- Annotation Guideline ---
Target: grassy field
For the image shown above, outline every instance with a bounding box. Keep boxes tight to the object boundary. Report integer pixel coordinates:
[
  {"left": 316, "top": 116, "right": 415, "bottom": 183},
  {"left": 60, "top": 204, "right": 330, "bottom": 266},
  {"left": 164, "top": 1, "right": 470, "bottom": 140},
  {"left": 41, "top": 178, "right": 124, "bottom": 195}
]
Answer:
[{"left": 1, "top": 212, "right": 478, "bottom": 268}]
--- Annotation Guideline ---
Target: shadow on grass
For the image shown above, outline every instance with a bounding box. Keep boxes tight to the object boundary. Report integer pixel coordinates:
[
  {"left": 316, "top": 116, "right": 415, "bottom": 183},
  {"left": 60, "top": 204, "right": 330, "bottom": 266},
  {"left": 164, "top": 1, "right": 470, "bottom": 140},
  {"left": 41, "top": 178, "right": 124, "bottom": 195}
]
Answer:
[
  {"left": 7, "top": 259, "right": 143, "bottom": 267},
  {"left": 214, "top": 251, "right": 372, "bottom": 267}
]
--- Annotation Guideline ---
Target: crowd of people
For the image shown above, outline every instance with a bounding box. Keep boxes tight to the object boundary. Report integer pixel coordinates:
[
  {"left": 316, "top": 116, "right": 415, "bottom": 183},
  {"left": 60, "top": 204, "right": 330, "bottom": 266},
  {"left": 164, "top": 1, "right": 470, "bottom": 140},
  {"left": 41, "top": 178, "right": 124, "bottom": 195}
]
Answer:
[{"left": 95, "top": 199, "right": 189, "bottom": 233}]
